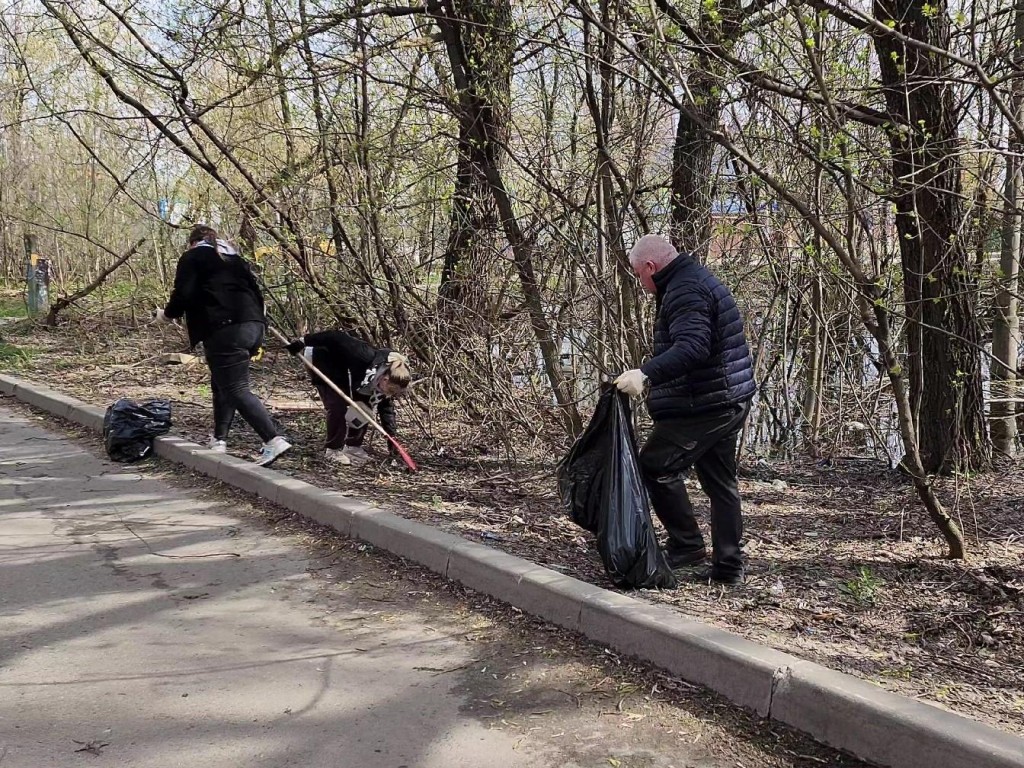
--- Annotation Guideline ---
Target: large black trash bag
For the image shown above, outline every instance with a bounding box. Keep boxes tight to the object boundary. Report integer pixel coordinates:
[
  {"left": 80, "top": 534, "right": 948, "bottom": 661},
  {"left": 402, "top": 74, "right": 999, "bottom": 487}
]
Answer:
[
  {"left": 558, "top": 387, "right": 676, "bottom": 590},
  {"left": 102, "top": 398, "right": 172, "bottom": 463}
]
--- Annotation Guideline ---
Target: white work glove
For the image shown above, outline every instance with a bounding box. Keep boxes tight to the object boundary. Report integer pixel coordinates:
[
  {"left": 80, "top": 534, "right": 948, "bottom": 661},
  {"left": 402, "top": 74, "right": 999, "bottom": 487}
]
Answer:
[
  {"left": 152, "top": 308, "right": 170, "bottom": 325},
  {"left": 614, "top": 369, "right": 648, "bottom": 397},
  {"left": 386, "top": 351, "right": 409, "bottom": 366}
]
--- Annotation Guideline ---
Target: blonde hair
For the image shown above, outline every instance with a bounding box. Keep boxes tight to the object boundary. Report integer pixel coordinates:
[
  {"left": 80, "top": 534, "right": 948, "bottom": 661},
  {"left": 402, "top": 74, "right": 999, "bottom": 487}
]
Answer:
[{"left": 385, "top": 359, "right": 412, "bottom": 389}]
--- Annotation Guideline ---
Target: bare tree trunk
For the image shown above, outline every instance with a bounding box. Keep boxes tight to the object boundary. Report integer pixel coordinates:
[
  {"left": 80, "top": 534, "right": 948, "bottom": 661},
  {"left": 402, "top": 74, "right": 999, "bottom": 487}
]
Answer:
[
  {"left": 803, "top": 270, "right": 825, "bottom": 449},
  {"left": 432, "top": 0, "right": 511, "bottom": 323},
  {"left": 353, "top": 14, "right": 410, "bottom": 339},
  {"left": 428, "top": 0, "right": 583, "bottom": 436},
  {"left": 294, "top": 0, "right": 374, "bottom": 337},
  {"left": 801, "top": 105, "right": 827, "bottom": 450},
  {"left": 993, "top": 0, "right": 1024, "bottom": 458},
  {"left": 873, "top": 0, "right": 990, "bottom": 473},
  {"left": 583, "top": 0, "right": 617, "bottom": 371},
  {"left": 659, "top": 0, "right": 742, "bottom": 260},
  {"left": 866, "top": 296, "right": 966, "bottom": 559}
]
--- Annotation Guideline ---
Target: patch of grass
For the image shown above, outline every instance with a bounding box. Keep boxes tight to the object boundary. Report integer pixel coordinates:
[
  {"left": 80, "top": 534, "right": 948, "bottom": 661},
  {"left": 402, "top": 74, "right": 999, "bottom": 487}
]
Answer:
[
  {"left": 0, "top": 292, "right": 27, "bottom": 318},
  {"left": 0, "top": 342, "right": 32, "bottom": 369},
  {"left": 94, "top": 277, "right": 165, "bottom": 304},
  {"left": 840, "top": 566, "right": 885, "bottom": 605},
  {"left": 880, "top": 665, "right": 914, "bottom": 681}
]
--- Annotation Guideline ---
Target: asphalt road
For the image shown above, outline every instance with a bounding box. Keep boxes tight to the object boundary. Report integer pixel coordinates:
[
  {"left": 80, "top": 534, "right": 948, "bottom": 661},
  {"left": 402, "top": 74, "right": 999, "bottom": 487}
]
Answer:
[{"left": 0, "top": 405, "right": 862, "bottom": 768}]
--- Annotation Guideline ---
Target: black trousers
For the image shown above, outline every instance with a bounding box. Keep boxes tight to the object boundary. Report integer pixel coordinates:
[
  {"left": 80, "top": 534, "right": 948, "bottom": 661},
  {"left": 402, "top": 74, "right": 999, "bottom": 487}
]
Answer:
[
  {"left": 203, "top": 322, "right": 279, "bottom": 443},
  {"left": 313, "top": 383, "right": 368, "bottom": 449},
  {"left": 638, "top": 401, "right": 751, "bottom": 576}
]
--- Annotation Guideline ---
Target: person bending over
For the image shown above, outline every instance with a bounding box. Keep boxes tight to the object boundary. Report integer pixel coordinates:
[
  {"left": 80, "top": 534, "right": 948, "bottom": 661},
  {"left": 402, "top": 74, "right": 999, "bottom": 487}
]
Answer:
[{"left": 286, "top": 330, "right": 410, "bottom": 465}]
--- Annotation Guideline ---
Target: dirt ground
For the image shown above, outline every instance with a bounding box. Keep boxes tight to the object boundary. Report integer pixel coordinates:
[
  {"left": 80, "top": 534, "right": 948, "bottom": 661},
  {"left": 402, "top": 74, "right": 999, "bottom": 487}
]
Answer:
[{"left": 3, "top": 314, "right": 1023, "bottom": 739}]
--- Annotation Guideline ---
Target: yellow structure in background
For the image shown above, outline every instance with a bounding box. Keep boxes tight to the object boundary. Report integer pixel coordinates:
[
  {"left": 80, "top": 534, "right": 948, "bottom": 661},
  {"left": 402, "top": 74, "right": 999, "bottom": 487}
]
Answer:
[{"left": 251, "top": 238, "right": 335, "bottom": 266}]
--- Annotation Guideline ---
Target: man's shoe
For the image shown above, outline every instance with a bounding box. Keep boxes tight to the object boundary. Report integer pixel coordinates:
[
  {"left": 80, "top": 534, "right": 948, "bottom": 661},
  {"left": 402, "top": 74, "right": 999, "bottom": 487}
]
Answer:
[
  {"left": 208, "top": 437, "right": 227, "bottom": 453},
  {"left": 256, "top": 436, "right": 292, "bottom": 467},
  {"left": 692, "top": 566, "right": 743, "bottom": 586},
  {"left": 665, "top": 548, "right": 708, "bottom": 569}
]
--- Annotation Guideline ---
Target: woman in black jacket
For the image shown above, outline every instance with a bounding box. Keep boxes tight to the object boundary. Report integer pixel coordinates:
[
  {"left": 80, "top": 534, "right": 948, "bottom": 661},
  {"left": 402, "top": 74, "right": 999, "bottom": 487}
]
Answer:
[
  {"left": 155, "top": 225, "right": 291, "bottom": 466},
  {"left": 285, "top": 330, "right": 410, "bottom": 465}
]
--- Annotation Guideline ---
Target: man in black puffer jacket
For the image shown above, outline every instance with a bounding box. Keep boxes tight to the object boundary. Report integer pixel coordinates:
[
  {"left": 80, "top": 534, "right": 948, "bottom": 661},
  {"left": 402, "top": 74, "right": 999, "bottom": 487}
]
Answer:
[{"left": 614, "top": 234, "right": 756, "bottom": 585}]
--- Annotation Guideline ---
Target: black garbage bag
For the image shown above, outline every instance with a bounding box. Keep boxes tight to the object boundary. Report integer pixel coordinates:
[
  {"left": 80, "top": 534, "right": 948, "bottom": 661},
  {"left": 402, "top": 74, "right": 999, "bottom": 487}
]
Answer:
[
  {"left": 558, "top": 387, "right": 676, "bottom": 590},
  {"left": 102, "top": 398, "right": 172, "bottom": 463}
]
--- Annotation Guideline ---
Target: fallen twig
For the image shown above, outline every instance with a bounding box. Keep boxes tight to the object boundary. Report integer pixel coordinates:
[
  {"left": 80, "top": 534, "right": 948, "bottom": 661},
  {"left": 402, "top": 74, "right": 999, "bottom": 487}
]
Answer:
[{"left": 122, "top": 520, "right": 241, "bottom": 559}]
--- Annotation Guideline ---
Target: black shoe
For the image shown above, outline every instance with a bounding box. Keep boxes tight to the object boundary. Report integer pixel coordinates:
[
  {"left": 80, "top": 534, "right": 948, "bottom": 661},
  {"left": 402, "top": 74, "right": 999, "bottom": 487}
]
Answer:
[
  {"left": 692, "top": 566, "right": 743, "bottom": 586},
  {"left": 665, "top": 548, "right": 708, "bottom": 569}
]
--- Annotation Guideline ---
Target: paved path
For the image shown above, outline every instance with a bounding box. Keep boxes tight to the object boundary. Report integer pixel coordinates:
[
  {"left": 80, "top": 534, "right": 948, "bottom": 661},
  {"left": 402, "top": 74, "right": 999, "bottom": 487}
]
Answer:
[{"left": 0, "top": 406, "right": 854, "bottom": 768}]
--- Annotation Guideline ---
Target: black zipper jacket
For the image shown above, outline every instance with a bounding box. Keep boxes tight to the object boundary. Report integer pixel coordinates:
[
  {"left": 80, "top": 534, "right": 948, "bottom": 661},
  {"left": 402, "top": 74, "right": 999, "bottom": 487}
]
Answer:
[{"left": 164, "top": 242, "right": 265, "bottom": 348}]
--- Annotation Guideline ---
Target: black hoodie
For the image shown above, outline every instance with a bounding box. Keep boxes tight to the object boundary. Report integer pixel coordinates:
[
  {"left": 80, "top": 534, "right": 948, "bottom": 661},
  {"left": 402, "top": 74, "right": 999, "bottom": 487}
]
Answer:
[{"left": 164, "top": 241, "right": 265, "bottom": 348}]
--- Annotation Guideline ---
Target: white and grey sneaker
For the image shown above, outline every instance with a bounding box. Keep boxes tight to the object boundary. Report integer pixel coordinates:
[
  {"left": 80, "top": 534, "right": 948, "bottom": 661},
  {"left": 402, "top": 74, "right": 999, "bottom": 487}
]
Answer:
[
  {"left": 256, "top": 436, "right": 292, "bottom": 467},
  {"left": 325, "top": 448, "right": 351, "bottom": 465},
  {"left": 208, "top": 437, "right": 227, "bottom": 453},
  {"left": 342, "top": 445, "right": 371, "bottom": 465}
]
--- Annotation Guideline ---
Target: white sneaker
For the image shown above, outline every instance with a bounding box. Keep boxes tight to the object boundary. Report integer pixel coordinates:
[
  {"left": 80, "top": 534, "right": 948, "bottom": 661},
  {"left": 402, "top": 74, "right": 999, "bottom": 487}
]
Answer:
[
  {"left": 342, "top": 446, "right": 370, "bottom": 465},
  {"left": 208, "top": 437, "right": 227, "bottom": 453},
  {"left": 256, "top": 436, "right": 292, "bottom": 467},
  {"left": 325, "top": 448, "right": 351, "bottom": 465}
]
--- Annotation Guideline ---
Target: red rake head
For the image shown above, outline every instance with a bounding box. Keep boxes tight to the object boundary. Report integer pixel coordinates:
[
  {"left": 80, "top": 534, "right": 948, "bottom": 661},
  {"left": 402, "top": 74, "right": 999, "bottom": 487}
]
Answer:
[{"left": 387, "top": 435, "right": 418, "bottom": 472}]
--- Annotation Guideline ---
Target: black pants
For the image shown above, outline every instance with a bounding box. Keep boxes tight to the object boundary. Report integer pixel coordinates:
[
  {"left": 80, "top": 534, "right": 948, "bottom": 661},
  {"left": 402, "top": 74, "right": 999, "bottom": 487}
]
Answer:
[
  {"left": 203, "top": 322, "right": 279, "bottom": 443},
  {"left": 638, "top": 401, "right": 751, "bottom": 577},
  {"left": 314, "top": 383, "right": 368, "bottom": 449}
]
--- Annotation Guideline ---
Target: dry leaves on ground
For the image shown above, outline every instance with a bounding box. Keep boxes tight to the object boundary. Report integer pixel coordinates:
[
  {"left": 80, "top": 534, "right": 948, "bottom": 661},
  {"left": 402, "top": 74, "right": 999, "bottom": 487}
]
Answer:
[{"left": 5, "top": 318, "right": 1023, "bottom": 736}]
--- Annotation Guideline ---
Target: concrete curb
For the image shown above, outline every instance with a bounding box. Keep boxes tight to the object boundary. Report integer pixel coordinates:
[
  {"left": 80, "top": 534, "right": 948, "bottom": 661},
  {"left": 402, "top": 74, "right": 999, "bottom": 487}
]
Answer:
[{"left": 3, "top": 372, "right": 1022, "bottom": 768}]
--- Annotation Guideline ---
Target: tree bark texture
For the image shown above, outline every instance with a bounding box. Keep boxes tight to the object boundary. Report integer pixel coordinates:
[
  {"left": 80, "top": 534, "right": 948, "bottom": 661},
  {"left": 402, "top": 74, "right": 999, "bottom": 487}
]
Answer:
[
  {"left": 667, "top": 0, "right": 742, "bottom": 260},
  {"left": 873, "top": 0, "right": 990, "bottom": 473},
  {"left": 434, "top": 0, "right": 512, "bottom": 323},
  {"left": 992, "top": 0, "right": 1024, "bottom": 457}
]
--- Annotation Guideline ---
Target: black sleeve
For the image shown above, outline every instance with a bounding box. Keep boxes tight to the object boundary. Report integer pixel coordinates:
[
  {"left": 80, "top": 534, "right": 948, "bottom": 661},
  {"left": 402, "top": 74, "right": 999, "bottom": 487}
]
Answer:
[
  {"left": 164, "top": 252, "right": 199, "bottom": 319},
  {"left": 640, "top": 285, "right": 714, "bottom": 386},
  {"left": 239, "top": 259, "right": 265, "bottom": 317},
  {"left": 377, "top": 397, "right": 397, "bottom": 441},
  {"left": 302, "top": 330, "right": 377, "bottom": 368}
]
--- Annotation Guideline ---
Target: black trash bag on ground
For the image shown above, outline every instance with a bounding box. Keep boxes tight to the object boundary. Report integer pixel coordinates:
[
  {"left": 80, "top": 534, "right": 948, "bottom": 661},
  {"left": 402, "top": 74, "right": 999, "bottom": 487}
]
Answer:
[
  {"left": 557, "top": 387, "right": 676, "bottom": 590},
  {"left": 102, "top": 398, "right": 172, "bottom": 463}
]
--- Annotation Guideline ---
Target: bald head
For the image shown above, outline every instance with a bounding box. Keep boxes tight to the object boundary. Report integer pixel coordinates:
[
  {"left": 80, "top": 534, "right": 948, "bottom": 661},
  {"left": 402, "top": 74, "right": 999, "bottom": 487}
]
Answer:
[{"left": 628, "top": 234, "right": 678, "bottom": 294}]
